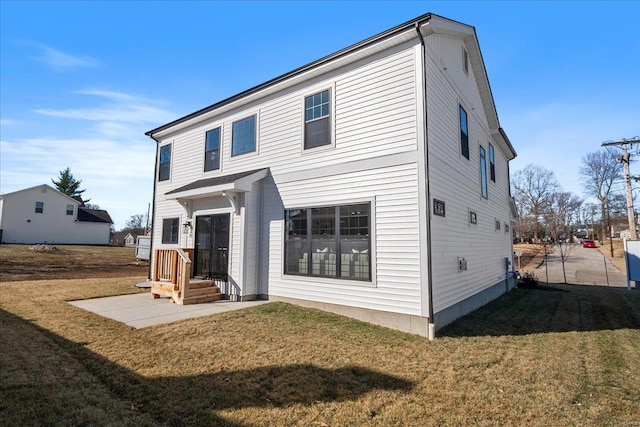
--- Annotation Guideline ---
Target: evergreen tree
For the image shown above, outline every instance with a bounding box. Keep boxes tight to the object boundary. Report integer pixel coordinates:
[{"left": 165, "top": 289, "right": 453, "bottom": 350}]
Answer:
[{"left": 52, "top": 167, "right": 89, "bottom": 202}]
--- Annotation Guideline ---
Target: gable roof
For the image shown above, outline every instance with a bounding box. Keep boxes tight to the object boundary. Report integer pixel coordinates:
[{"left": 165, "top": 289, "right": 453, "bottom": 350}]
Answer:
[
  {"left": 77, "top": 207, "right": 113, "bottom": 224},
  {"left": 146, "top": 13, "right": 515, "bottom": 159},
  {"left": 0, "top": 184, "right": 82, "bottom": 205},
  {"left": 166, "top": 168, "right": 268, "bottom": 196}
]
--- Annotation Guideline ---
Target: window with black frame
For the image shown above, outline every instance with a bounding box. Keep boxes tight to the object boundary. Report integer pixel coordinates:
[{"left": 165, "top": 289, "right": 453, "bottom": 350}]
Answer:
[
  {"left": 204, "top": 127, "right": 220, "bottom": 171},
  {"left": 162, "top": 218, "right": 179, "bottom": 244},
  {"left": 459, "top": 105, "right": 469, "bottom": 159},
  {"left": 304, "top": 89, "right": 330, "bottom": 149},
  {"left": 158, "top": 144, "right": 171, "bottom": 181},
  {"left": 284, "top": 203, "right": 370, "bottom": 281},
  {"left": 231, "top": 115, "right": 256, "bottom": 156}
]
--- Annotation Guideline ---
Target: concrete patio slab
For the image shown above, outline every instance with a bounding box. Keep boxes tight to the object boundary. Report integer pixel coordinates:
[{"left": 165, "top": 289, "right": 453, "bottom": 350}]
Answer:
[{"left": 69, "top": 292, "right": 269, "bottom": 328}]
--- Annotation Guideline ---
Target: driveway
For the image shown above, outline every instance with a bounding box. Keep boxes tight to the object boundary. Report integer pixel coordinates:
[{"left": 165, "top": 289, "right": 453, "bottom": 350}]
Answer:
[{"left": 532, "top": 243, "right": 628, "bottom": 287}]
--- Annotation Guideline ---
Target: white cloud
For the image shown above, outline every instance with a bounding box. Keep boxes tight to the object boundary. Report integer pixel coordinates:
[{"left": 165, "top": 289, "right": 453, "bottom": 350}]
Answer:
[
  {"left": 33, "top": 89, "right": 175, "bottom": 126},
  {"left": 2, "top": 89, "right": 177, "bottom": 229},
  {"left": 33, "top": 44, "right": 99, "bottom": 71},
  {"left": 0, "top": 118, "right": 22, "bottom": 127}
]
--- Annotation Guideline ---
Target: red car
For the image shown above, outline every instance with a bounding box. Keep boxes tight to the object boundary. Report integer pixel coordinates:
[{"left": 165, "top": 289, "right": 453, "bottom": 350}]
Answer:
[{"left": 582, "top": 238, "right": 596, "bottom": 248}]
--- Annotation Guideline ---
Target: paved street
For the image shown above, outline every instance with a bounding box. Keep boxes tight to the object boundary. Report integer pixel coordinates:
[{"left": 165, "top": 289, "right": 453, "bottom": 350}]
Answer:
[{"left": 532, "top": 243, "right": 629, "bottom": 287}]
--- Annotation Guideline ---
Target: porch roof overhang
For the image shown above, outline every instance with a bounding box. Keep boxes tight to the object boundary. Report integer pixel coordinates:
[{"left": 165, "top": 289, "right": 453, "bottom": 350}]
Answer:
[{"left": 165, "top": 168, "right": 269, "bottom": 201}]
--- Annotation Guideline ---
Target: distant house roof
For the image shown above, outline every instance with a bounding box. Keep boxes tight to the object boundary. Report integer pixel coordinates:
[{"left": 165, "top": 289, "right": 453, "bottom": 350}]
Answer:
[
  {"left": 77, "top": 207, "right": 113, "bottom": 224},
  {"left": 0, "top": 184, "right": 82, "bottom": 205}
]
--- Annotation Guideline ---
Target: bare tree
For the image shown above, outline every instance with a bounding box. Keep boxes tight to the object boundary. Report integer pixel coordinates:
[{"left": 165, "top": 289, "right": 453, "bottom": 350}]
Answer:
[
  {"left": 511, "top": 164, "right": 560, "bottom": 242},
  {"left": 543, "top": 191, "right": 583, "bottom": 283},
  {"left": 580, "top": 148, "right": 623, "bottom": 245},
  {"left": 123, "top": 214, "right": 147, "bottom": 235}
]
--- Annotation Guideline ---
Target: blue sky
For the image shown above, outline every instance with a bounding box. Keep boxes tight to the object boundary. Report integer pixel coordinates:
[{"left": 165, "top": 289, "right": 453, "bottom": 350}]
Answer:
[{"left": 1, "top": 1, "right": 639, "bottom": 229}]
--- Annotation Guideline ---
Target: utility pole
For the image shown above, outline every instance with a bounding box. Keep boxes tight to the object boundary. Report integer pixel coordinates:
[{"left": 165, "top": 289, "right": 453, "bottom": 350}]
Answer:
[{"left": 602, "top": 138, "right": 640, "bottom": 240}]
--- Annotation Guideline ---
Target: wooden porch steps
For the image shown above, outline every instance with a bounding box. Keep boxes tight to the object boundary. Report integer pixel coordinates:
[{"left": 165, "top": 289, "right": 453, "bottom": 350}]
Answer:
[
  {"left": 151, "top": 248, "right": 226, "bottom": 305},
  {"left": 150, "top": 278, "right": 224, "bottom": 305}
]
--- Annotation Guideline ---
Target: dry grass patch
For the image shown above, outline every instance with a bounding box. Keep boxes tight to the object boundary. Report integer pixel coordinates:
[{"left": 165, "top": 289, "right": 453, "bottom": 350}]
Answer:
[
  {"left": 0, "top": 244, "right": 148, "bottom": 281},
  {"left": 1, "top": 277, "right": 639, "bottom": 426}
]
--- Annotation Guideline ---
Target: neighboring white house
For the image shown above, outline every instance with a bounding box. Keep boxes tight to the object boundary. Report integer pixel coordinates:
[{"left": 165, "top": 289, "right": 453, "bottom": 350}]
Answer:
[
  {"left": 146, "top": 13, "right": 518, "bottom": 338},
  {"left": 0, "top": 184, "right": 113, "bottom": 245},
  {"left": 124, "top": 233, "right": 136, "bottom": 247}
]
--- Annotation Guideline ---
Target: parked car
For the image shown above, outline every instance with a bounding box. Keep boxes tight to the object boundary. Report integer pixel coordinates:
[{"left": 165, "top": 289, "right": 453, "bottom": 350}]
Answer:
[{"left": 582, "top": 238, "right": 597, "bottom": 248}]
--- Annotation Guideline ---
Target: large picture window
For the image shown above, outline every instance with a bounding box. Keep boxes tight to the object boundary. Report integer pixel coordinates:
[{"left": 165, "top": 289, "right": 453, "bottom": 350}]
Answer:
[
  {"left": 304, "top": 89, "right": 331, "bottom": 149},
  {"left": 158, "top": 144, "right": 171, "bottom": 181},
  {"left": 231, "top": 115, "right": 256, "bottom": 156},
  {"left": 204, "top": 128, "right": 221, "bottom": 171},
  {"left": 284, "top": 203, "right": 370, "bottom": 281},
  {"left": 162, "top": 218, "right": 179, "bottom": 244},
  {"left": 459, "top": 105, "right": 469, "bottom": 159}
]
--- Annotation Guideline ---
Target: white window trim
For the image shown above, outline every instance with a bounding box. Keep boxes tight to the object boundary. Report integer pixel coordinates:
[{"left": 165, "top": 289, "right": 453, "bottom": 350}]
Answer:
[
  {"left": 230, "top": 112, "right": 260, "bottom": 159},
  {"left": 300, "top": 82, "right": 336, "bottom": 155},
  {"left": 203, "top": 125, "right": 223, "bottom": 174},
  {"left": 158, "top": 142, "right": 173, "bottom": 182},
  {"left": 480, "top": 144, "right": 488, "bottom": 199},
  {"left": 280, "top": 197, "right": 377, "bottom": 286},
  {"left": 458, "top": 102, "right": 470, "bottom": 160},
  {"left": 462, "top": 46, "right": 469, "bottom": 75}
]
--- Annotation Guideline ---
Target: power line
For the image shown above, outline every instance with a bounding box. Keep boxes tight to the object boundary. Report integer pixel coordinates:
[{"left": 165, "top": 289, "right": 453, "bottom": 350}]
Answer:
[{"left": 601, "top": 137, "right": 640, "bottom": 240}]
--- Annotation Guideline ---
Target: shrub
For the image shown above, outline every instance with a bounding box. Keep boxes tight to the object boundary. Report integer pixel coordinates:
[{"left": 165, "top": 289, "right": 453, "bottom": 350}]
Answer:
[{"left": 518, "top": 270, "right": 539, "bottom": 289}]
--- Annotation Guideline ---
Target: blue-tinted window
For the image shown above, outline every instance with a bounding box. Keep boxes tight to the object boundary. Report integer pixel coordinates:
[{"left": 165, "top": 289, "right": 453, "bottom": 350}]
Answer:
[
  {"left": 204, "top": 128, "right": 220, "bottom": 171},
  {"left": 232, "top": 115, "right": 256, "bottom": 156},
  {"left": 480, "top": 146, "right": 488, "bottom": 198},
  {"left": 460, "top": 105, "right": 469, "bottom": 159},
  {"left": 158, "top": 144, "right": 171, "bottom": 181},
  {"left": 35, "top": 201, "right": 44, "bottom": 213},
  {"left": 66, "top": 204, "right": 74, "bottom": 215}
]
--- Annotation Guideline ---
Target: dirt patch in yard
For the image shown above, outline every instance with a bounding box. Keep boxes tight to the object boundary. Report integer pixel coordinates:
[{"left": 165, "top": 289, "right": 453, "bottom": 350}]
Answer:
[
  {"left": 0, "top": 244, "right": 149, "bottom": 282},
  {"left": 513, "top": 243, "right": 545, "bottom": 269}
]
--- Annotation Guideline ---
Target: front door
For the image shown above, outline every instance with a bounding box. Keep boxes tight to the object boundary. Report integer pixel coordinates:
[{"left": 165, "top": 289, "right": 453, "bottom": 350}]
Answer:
[{"left": 194, "top": 214, "right": 230, "bottom": 280}]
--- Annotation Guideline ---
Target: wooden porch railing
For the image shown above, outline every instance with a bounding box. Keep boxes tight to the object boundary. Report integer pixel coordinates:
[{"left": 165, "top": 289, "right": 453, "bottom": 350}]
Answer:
[{"left": 152, "top": 248, "right": 192, "bottom": 301}]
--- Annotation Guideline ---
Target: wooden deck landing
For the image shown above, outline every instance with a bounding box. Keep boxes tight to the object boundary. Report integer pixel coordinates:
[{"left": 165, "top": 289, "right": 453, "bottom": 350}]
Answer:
[{"left": 150, "top": 248, "right": 225, "bottom": 305}]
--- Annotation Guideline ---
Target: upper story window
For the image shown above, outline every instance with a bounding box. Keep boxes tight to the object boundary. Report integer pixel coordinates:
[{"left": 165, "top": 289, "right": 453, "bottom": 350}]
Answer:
[
  {"left": 35, "top": 201, "right": 44, "bottom": 213},
  {"left": 158, "top": 144, "right": 171, "bottom": 182},
  {"left": 304, "top": 89, "right": 331, "bottom": 149},
  {"left": 66, "top": 204, "right": 74, "bottom": 215},
  {"left": 489, "top": 143, "right": 496, "bottom": 182},
  {"left": 459, "top": 105, "right": 469, "bottom": 159},
  {"left": 204, "top": 127, "right": 221, "bottom": 171},
  {"left": 462, "top": 46, "right": 469, "bottom": 75},
  {"left": 162, "top": 218, "right": 179, "bottom": 244},
  {"left": 480, "top": 146, "right": 488, "bottom": 199},
  {"left": 232, "top": 115, "right": 256, "bottom": 157}
]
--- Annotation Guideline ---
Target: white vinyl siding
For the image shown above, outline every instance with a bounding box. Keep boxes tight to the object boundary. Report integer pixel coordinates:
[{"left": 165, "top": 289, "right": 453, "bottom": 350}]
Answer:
[
  {"left": 0, "top": 185, "right": 108, "bottom": 245},
  {"left": 153, "top": 44, "right": 417, "bottom": 194},
  {"left": 266, "top": 163, "right": 422, "bottom": 316},
  {"left": 425, "top": 35, "right": 513, "bottom": 314}
]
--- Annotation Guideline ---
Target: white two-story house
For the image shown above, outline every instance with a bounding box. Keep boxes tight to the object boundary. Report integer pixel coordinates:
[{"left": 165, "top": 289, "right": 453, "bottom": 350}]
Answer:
[
  {"left": 0, "top": 184, "right": 113, "bottom": 245},
  {"left": 146, "top": 13, "right": 517, "bottom": 338}
]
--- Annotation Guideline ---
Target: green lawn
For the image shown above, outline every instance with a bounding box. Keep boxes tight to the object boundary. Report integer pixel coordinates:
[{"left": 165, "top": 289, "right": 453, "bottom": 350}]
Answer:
[{"left": 1, "top": 276, "right": 639, "bottom": 426}]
